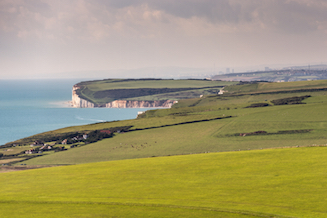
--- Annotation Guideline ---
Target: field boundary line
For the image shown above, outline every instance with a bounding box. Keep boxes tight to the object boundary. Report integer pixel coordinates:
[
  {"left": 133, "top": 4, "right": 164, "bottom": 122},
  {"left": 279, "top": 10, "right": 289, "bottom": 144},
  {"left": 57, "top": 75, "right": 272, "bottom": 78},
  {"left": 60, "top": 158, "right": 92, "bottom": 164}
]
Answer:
[{"left": 127, "top": 116, "right": 234, "bottom": 132}]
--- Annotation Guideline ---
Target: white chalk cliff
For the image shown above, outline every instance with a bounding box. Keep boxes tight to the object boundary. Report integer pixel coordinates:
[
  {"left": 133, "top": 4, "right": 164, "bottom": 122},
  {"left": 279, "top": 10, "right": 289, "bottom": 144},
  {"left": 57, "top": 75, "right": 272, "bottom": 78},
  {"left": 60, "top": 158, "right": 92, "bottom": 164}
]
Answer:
[
  {"left": 72, "top": 85, "right": 176, "bottom": 108},
  {"left": 72, "top": 86, "right": 95, "bottom": 108},
  {"left": 105, "top": 100, "right": 176, "bottom": 108}
]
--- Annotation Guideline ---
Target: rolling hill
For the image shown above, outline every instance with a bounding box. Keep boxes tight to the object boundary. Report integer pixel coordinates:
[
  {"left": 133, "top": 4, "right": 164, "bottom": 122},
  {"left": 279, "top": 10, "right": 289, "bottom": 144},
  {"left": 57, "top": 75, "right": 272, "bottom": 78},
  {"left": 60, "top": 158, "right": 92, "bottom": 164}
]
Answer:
[
  {"left": 1, "top": 147, "right": 327, "bottom": 217},
  {"left": 2, "top": 79, "right": 327, "bottom": 165},
  {"left": 1, "top": 79, "right": 327, "bottom": 217},
  {"left": 73, "top": 79, "right": 236, "bottom": 106}
]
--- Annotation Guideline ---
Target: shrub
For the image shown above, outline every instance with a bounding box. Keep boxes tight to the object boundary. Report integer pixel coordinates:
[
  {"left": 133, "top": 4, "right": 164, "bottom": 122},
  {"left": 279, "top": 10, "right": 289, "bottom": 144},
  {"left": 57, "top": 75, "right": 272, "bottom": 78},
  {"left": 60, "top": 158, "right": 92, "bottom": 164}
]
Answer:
[
  {"left": 245, "top": 103, "right": 270, "bottom": 108},
  {"left": 85, "top": 130, "right": 113, "bottom": 143},
  {"left": 271, "top": 95, "right": 311, "bottom": 105}
]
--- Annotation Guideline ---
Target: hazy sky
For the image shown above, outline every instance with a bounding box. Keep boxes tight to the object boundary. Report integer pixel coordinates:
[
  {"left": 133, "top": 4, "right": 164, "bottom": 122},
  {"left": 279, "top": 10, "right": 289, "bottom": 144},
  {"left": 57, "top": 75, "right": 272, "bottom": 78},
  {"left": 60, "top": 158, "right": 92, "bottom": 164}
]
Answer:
[{"left": 1, "top": 0, "right": 327, "bottom": 79}]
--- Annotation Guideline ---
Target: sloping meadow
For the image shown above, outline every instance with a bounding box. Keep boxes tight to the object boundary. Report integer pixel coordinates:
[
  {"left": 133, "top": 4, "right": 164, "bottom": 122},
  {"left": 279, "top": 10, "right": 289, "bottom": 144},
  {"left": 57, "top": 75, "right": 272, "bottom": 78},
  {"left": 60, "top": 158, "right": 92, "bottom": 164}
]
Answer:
[
  {"left": 2, "top": 80, "right": 327, "bottom": 217},
  {"left": 22, "top": 94, "right": 327, "bottom": 165},
  {"left": 2, "top": 147, "right": 327, "bottom": 217}
]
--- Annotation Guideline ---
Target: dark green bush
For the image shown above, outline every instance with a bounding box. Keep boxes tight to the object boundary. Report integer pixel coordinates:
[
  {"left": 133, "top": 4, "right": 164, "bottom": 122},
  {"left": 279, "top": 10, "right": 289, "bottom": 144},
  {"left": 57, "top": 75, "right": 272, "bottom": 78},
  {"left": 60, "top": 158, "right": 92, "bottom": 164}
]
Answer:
[
  {"left": 245, "top": 103, "right": 270, "bottom": 108},
  {"left": 271, "top": 95, "right": 311, "bottom": 105},
  {"left": 85, "top": 130, "right": 113, "bottom": 143}
]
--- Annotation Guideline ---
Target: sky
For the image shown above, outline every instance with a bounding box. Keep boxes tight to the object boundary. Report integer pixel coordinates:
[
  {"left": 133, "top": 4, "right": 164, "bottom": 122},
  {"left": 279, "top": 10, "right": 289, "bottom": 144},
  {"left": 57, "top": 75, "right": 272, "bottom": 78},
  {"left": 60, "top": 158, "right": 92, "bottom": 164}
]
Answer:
[{"left": 1, "top": 0, "right": 327, "bottom": 79}]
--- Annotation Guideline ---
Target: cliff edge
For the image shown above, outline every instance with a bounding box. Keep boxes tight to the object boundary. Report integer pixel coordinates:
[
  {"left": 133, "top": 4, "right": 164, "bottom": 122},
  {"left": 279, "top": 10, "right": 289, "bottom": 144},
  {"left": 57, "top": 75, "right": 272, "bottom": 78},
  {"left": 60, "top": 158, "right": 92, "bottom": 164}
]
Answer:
[
  {"left": 72, "top": 86, "right": 95, "bottom": 108},
  {"left": 72, "top": 85, "right": 176, "bottom": 108}
]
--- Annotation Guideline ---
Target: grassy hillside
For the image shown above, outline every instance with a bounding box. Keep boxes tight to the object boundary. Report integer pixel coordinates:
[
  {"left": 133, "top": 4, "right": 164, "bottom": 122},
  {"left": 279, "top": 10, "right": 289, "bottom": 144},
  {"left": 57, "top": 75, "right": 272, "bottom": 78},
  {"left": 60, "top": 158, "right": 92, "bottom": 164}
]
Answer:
[
  {"left": 224, "top": 80, "right": 327, "bottom": 94},
  {"left": 2, "top": 79, "right": 327, "bottom": 166},
  {"left": 75, "top": 79, "right": 236, "bottom": 105},
  {"left": 1, "top": 79, "right": 327, "bottom": 217},
  {"left": 211, "top": 68, "right": 327, "bottom": 82},
  {"left": 21, "top": 100, "right": 327, "bottom": 165},
  {"left": 1, "top": 147, "right": 327, "bottom": 217}
]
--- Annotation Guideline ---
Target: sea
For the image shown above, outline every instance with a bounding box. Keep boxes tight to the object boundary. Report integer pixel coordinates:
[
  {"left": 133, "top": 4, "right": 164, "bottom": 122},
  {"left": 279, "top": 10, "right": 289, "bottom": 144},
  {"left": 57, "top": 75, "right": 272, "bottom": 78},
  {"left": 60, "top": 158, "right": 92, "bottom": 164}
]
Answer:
[{"left": 0, "top": 79, "right": 150, "bottom": 145}]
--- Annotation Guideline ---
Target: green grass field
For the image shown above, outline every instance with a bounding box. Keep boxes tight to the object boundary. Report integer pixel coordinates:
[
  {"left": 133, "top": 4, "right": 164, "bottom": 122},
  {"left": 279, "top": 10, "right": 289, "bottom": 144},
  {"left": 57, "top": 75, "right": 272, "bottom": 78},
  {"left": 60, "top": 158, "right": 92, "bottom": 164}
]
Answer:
[
  {"left": 21, "top": 96, "right": 327, "bottom": 165},
  {"left": 2, "top": 147, "right": 327, "bottom": 217},
  {"left": 2, "top": 79, "right": 327, "bottom": 217},
  {"left": 224, "top": 79, "right": 327, "bottom": 94},
  {"left": 80, "top": 79, "right": 234, "bottom": 90},
  {"left": 211, "top": 69, "right": 327, "bottom": 82},
  {"left": 75, "top": 79, "right": 236, "bottom": 104},
  {"left": 3, "top": 79, "right": 326, "bottom": 166}
]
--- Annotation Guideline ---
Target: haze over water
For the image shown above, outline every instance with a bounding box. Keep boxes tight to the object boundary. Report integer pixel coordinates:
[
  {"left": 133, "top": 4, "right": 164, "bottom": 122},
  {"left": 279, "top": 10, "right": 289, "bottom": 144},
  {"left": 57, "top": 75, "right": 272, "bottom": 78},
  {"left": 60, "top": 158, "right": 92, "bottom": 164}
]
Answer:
[{"left": 0, "top": 79, "right": 149, "bottom": 145}]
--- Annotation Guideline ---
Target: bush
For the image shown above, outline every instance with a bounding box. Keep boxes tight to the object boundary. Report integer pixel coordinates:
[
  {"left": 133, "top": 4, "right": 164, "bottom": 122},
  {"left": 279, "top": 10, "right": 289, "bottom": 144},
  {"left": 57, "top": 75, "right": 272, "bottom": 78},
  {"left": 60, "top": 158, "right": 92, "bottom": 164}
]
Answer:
[
  {"left": 85, "top": 130, "right": 113, "bottom": 143},
  {"left": 245, "top": 103, "right": 270, "bottom": 108},
  {"left": 271, "top": 95, "right": 311, "bottom": 105}
]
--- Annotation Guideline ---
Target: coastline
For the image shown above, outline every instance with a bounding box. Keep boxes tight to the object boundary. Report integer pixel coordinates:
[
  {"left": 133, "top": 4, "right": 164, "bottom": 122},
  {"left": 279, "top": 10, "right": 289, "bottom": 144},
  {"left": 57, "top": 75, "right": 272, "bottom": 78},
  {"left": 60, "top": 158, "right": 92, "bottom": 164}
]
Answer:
[
  {"left": 0, "top": 79, "right": 165, "bottom": 146},
  {"left": 72, "top": 84, "right": 177, "bottom": 109},
  {"left": 0, "top": 107, "right": 151, "bottom": 146}
]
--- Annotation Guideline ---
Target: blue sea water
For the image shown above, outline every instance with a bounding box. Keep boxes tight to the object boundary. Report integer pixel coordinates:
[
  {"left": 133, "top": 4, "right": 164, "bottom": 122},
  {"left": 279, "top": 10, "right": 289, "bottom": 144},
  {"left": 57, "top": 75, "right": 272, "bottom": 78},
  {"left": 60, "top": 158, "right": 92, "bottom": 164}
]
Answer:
[{"left": 0, "top": 79, "right": 149, "bottom": 145}]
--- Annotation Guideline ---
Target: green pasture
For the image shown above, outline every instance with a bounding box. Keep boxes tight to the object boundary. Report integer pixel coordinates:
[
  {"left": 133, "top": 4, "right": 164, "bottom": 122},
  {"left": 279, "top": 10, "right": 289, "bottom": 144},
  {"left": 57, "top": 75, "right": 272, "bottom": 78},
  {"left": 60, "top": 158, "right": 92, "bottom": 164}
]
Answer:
[
  {"left": 10, "top": 111, "right": 227, "bottom": 146},
  {"left": 83, "top": 87, "right": 217, "bottom": 105},
  {"left": 76, "top": 77, "right": 327, "bottom": 107},
  {"left": 212, "top": 69, "right": 327, "bottom": 83},
  {"left": 79, "top": 79, "right": 233, "bottom": 91},
  {"left": 6, "top": 79, "right": 327, "bottom": 166},
  {"left": 0, "top": 202, "right": 254, "bottom": 218},
  {"left": 2, "top": 79, "right": 327, "bottom": 217},
  {"left": 2, "top": 147, "right": 327, "bottom": 217},
  {"left": 172, "top": 89, "right": 327, "bottom": 111},
  {"left": 224, "top": 79, "right": 327, "bottom": 94},
  {"left": 0, "top": 145, "right": 31, "bottom": 155},
  {"left": 22, "top": 100, "right": 327, "bottom": 165},
  {"left": 124, "top": 87, "right": 222, "bottom": 101},
  {"left": 76, "top": 79, "right": 235, "bottom": 104}
]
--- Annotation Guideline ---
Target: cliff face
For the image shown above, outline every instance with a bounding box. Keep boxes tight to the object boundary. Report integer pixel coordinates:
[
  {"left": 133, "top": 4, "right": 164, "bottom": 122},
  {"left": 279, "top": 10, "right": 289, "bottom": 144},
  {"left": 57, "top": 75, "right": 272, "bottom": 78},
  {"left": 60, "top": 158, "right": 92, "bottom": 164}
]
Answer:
[
  {"left": 105, "top": 100, "right": 176, "bottom": 108},
  {"left": 72, "top": 86, "right": 95, "bottom": 108},
  {"left": 72, "top": 85, "right": 176, "bottom": 108}
]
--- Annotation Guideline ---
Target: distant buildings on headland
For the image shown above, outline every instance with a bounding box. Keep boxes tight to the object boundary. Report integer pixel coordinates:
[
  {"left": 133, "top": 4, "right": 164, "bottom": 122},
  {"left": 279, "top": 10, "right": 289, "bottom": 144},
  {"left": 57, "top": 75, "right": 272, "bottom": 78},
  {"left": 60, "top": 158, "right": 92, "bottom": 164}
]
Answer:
[{"left": 211, "top": 65, "right": 327, "bottom": 82}]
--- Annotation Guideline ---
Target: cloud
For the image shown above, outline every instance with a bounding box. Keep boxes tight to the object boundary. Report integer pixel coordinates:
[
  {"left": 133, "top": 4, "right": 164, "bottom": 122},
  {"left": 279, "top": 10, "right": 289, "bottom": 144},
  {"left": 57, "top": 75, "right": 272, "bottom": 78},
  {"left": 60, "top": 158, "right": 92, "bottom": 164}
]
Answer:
[
  {"left": 92, "top": 0, "right": 247, "bottom": 24},
  {"left": 1, "top": 0, "right": 327, "bottom": 78},
  {"left": 89, "top": 0, "right": 327, "bottom": 34},
  {"left": 251, "top": 0, "right": 327, "bottom": 34},
  {"left": 2, "top": 0, "right": 327, "bottom": 42}
]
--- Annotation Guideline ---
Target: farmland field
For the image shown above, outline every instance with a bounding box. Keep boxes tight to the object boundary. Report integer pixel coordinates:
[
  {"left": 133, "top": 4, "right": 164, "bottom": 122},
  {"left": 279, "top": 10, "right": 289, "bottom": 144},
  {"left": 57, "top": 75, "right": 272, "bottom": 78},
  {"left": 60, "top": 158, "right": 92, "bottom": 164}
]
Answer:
[
  {"left": 1, "top": 147, "right": 327, "bottom": 217},
  {"left": 4, "top": 79, "right": 327, "bottom": 165},
  {"left": 21, "top": 96, "right": 327, "bottom": 165},
  {"left": 1, "top": 79, "right": 327, "bottom": 217},
  {"left": 74, "top": 79, "right": 236, "bottom": 105}
]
